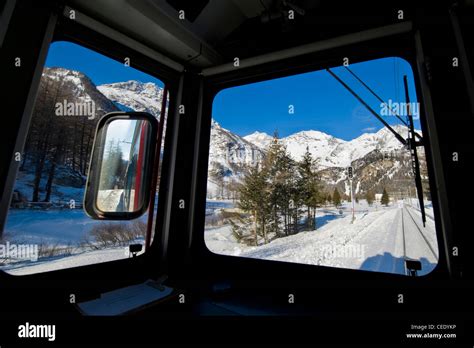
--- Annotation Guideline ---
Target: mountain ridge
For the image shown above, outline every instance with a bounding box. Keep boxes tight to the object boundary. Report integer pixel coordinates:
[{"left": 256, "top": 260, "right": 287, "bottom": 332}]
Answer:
[{"left": 41, "top": 68, "right": 427, "bottom": 199}]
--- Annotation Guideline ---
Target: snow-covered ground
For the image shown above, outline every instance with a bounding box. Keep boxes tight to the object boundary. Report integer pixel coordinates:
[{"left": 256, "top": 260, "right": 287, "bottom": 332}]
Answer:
[
  {"left": 2, "top": 199, "right": 437, "bottom": 277},
  {"left": 4, "top": 209, "right": 101, "bottom": 245},
  {"left": 205, "top": 200, "right": 438, "bottom": 276},
  {"left": 3, "top": 208, "right": 150, "bottom": 244},
  {"left": 1, "top": 208, "right": 148, "bottom": 275},
  {"left": 97, "top": 189, "right": 125, "bottom": 211},
  {"left": 0, "top": 199, "right": 232, "bottom": 275},
  {"left": 3, "top": 247, "right": 134, "bottom": 275},
  {"left": 1, "top": 207, "right": 149, "bottom": 275}
]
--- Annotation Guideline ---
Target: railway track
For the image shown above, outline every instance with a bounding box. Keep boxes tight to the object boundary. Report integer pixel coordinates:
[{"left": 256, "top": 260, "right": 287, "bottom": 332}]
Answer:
[{"left": 401, "top": 204, "right": 438, "bottom": 275}]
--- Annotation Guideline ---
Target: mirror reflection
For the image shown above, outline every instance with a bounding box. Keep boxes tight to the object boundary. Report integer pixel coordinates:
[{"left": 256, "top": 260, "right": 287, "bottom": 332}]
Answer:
[{"left": 97, "top": 119, "right": 151, "bottom": 213}]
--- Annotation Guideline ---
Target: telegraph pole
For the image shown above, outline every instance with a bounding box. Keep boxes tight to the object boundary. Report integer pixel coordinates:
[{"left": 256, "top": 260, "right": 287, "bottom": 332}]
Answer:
[{"left": 348, "top": 166, "right": 355, "bottom": 223}]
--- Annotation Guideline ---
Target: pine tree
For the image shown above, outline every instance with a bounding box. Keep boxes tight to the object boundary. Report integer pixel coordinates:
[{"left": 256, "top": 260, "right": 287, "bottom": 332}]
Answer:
[
  {"left": 321, "top": 192, "right": 327, "bottom": 206},
  {"left": 289, "top": 172, "right": 303, "bottom": 235},
  {"left": 210, "top": 163, "right": 226, "bottom": 199},
  {"left": 332, "top": 187, "right": 341, "bottom": 207},
  {"left": 366, "top": 190, "right": 375, "bottom": 206},
  {"left": 238, "top": 163, "right": 271, "bottom": 245},
  {"left": 298, "top": 146, "right": 321, "bottom": 230},
  {"left": 381, "top": 187, "right": 390, "bottom": 206},
  {"left": 264, "top": 131, "right": 295, "bottom": 237},
  {"left": 326, "top": 192, "right": 332, "bottom": 206}
]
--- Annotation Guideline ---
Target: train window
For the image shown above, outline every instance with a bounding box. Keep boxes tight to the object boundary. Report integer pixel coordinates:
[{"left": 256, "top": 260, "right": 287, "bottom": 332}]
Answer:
[
  {"left": 204, "top": 56, "right": 439, "bottom": 276},
  {"left": 0, "top": 41, "right": 168, "bottom": 275}
]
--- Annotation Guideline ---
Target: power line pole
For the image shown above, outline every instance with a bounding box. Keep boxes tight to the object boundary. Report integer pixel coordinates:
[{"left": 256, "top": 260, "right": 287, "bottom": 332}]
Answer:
[{"left": 348, "top": 166, "right": 355, "bottom": 223}]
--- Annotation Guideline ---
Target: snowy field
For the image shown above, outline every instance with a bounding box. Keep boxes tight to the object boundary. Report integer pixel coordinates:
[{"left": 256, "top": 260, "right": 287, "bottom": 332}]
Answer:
[
  {"left": 3, "top": 248, "right": 133, "bottom": 275},
  {"left": 3, "top": 209, "right": 146, "bottom": 245},
  {"left": 1, "top": 199, "right": 438, "bottom": 277},
  {"left": 0, "top": 199, "right": 232, "bottom": 275},
  {"left": 205, "top": 200, "right": 438, "bottom": 276}
]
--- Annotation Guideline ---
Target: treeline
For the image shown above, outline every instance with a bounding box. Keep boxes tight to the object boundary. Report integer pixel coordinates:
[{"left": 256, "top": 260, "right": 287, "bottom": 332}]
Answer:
[
  {"left": 237, "top": 136, "right": 325, "bottom": 245},
  {"left": 208, "top": 163, "right": 241, "bottom": 201},
  {"left": 20, "top": 69, "right": 117, "bottom": 202}
]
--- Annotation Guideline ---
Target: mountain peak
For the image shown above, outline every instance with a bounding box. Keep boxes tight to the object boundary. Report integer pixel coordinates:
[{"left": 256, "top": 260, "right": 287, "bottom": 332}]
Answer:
[
  {"left": 246, "top": 131, "right": 271, "bottom": 137},
  {"left": 97, "top": 81, "right": 163, "bottom": 116},
  {"left": 238, "top": 124, "right": 422, "bottom": 168},
  {"left": 243, "top": 131, "right": 273, "bottom": 150},
  {"left": 100, "top": 80, "right": 161, "bottom": 93},
  {"left": 211, "top": 118, "right": 221, "bottom": 128},
  {"left": 289, "top": 129, "right": 340, "bottom": 141},
  {"left": 44, "top": 67, "right": 86, "bottom": 78}
]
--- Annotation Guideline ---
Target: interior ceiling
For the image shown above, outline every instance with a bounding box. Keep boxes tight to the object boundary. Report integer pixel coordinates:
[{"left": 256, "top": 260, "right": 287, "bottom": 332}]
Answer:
[{"left": 67, "top": 0, "right": 422, "bottom": 69}]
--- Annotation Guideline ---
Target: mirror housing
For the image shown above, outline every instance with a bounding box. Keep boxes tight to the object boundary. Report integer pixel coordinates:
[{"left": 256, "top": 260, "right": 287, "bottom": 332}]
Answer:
[{"left": 84, "top": 112, "right": 158, "bottom": 220}]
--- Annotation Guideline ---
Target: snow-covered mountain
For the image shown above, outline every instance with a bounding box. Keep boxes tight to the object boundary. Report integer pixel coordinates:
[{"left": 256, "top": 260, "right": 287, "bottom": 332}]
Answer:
[
  {"left": 207, "top": 120, "right": 265, "bottom": 197},
  {"left": 243, "top": 131, "right": 274, "bottom": 150},
  {"left": 243, "top": 125, "right": 416, "bottom": 169},
  {"left": 43, "top": 67, "right": 119, "bottom": 117},
  {"left": 47, "top": 67, "right": 417, "bottom": 178},
  {"left": 97, "top": 81, "right": 164, "bottom": 116},
  {"left": 212, "top": 124, "right": 426, "bottom": 198},
  {"left": 39, "top": 67, "right": 425, "bottom": 199},
  {"left": 281, "top": 130, "right": 345, "bottom": 167},
  {"left": 209, "top": 120, "right": 264, "bottom": 173}
]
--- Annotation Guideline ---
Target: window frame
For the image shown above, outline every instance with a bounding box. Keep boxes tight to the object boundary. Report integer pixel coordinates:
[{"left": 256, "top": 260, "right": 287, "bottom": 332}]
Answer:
[
  {"left": 191, "top": 30, "right": 451, "bottom": 281},
  {"left": 0, "top": 8, "right": 182, "bottom": 279},
  {"left": 0, "top": 0, "right": 15, "bottom": 46}
]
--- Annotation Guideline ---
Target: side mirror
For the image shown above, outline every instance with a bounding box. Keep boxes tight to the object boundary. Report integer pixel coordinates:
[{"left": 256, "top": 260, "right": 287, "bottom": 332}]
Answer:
[{"left": 84, "top": 112, "right": 158, "bottom": 219}]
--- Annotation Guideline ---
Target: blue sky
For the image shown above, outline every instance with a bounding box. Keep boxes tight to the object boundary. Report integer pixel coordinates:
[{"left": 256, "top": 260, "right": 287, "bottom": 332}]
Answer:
[
  {"left": 45, "top": 41, "right": 164, "bottom": 87},
  {"left": 213, "top": 57, "right": 421, "bottom": 141}
]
